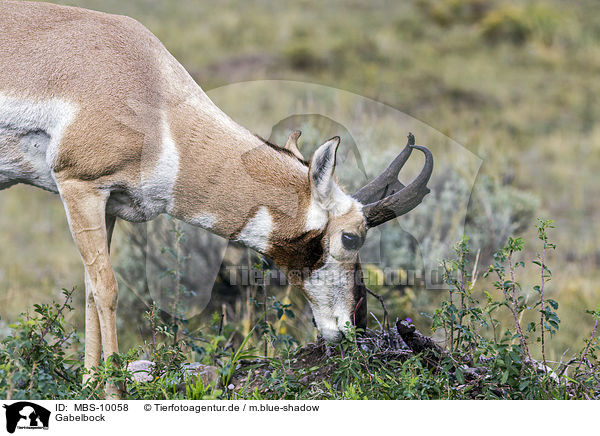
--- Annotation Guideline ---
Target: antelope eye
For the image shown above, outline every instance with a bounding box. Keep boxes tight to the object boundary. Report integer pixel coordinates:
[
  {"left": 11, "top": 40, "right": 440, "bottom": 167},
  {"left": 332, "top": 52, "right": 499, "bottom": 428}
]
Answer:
[{"left": 341, "top": 232, "right": 362, "bottom": 251}]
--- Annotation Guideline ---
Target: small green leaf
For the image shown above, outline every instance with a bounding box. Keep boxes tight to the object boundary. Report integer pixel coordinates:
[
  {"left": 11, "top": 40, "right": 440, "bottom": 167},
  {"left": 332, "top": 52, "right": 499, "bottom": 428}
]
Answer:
[{"left": 455, "top": 367, "right": 465, "bottom": 384}]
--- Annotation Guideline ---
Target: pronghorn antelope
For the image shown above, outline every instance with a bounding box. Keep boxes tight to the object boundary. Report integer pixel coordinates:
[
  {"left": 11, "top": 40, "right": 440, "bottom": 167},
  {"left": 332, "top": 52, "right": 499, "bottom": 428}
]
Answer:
[{"left": 0, "top": 0, "right": 432, "bottom": 391}]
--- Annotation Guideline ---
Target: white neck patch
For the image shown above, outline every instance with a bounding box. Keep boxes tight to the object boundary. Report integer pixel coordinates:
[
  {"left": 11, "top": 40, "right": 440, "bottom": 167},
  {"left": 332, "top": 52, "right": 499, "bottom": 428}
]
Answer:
[{"left": 141, "top": 116, "right": 180, "bottom": 216}]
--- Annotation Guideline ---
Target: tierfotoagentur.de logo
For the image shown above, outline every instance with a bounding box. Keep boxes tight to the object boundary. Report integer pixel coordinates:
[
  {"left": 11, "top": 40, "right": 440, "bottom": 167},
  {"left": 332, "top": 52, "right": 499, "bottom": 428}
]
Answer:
[{"left": 2, "top": 402, "right": 50, "bottom": 433}]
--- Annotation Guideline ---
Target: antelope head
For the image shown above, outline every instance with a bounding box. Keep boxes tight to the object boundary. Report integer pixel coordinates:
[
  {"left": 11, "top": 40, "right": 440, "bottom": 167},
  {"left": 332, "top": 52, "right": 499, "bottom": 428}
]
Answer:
[{"left": 267, "top": 132, "right": 433, "bottom": 342}]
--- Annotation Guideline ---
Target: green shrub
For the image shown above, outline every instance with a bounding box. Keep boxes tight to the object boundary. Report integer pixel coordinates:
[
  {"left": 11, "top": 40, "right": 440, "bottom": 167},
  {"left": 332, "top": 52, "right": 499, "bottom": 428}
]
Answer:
[
  {"left": 480, "top": 4, "right": 531, "bottom": 45},
  {"left": 0, "top": 289, "right": 83, "bottom": 399},
  {"left": 418, "top": 0, "right": 494, "bottom": 27},
  {"left": 282, "top": 41, "right": 325, "bottom": 71},
  {"left": 429, "top": 222, "right": 597, "bottom": 399},
  {"left": 328, "top": 34, "right": 382, "bottom": 74},
  {"left": 526, "top": 3, "right": 562, "bottom": 46}
]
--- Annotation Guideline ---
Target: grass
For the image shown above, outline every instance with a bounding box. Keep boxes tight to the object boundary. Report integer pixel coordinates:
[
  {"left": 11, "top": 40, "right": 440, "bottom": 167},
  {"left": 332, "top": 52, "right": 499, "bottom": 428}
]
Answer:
[{"left": 1, "top": 226, "right": 598, "bottom": 400}]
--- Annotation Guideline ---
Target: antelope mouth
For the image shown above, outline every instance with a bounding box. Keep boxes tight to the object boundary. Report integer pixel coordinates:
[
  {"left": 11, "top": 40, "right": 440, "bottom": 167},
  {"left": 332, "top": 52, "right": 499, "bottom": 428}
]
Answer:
[{"left": 321, "top": 328, "right": 345, "bottom": 343}]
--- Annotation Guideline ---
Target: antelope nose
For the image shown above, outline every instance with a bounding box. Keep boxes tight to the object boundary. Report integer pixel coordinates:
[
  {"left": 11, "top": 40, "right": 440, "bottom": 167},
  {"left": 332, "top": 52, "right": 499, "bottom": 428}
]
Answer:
[{"left": 321, "top": 327, "right": 344, "bottom": 343}]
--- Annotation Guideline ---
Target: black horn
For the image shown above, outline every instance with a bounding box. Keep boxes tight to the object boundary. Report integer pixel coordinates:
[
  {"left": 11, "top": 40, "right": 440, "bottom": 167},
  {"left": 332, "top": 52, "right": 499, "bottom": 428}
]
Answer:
[{"left": 355, "top": 133, "right": 433, "bottom": 228}]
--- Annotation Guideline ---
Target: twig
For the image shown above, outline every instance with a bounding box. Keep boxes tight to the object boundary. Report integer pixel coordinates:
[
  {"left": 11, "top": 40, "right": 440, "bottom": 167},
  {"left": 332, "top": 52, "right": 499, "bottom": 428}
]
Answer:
[
  {"left": 468, "top": 249, "right": 481, "bottom": 352},
  {"left": 507, "top": 252, "right": 531, "bottom": 367},
  {"left": 471, "top": 249, "right": 481, "bottom": 288},
  {"left": 115, "top": 271, "right": 153, "bottom": 310},
  {"left": 172, "top": 220, "right": 183, "bottom": 346},
  {"left": 576, "top": 319, "right": 598, "bottom": 372},
  {"left": 539, "top": 237, "right": 548, "bottom": 373},
  {"left": 28, "top": 361, "right": 38, "bottom": 392},
  {"left": 488, "top": 311, "right": 498, "bottom": 344},
  {"left": 24, "top": 290, "right": 74, "bottom": 361},
  {"left": 369, "top": 312, "right": 383, "bottom": 331},
  {"left": 441, "top": 261, "right": 453, "bottom": 350},
  {"left": 367, "top": 288, "right": 389, "bottom": 329},
  {"left": 263, "top": 272, "right": 268, "bottom": 358},
  {"left": 218, "top": 309, "right": 225, "bottom": 337},
  {"left": 456, "top": 247, "right": 467, "bottom": 349},
  {"left": 353, "top": 296, "right": 365, "bottom": 328},
  {"left": 6, "top": 368, "right": 15, "bottom": 400},
  {"left": 54, "top": 330, "right": 75, "bottom": 350}
]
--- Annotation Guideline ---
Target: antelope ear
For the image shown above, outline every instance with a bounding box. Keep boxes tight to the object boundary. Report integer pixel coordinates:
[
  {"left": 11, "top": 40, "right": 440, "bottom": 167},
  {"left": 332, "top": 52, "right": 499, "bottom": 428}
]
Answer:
[{"left": 309, "top": 136, "right": 340, "bottom": 203}]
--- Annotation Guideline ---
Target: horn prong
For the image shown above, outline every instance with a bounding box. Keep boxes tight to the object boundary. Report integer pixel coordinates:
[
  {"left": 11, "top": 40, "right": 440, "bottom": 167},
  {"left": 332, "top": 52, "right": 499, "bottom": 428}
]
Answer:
[
  {"left": 353, "top": 133, "right": 416, "bottom": 204},
  {"left": 284, "top": 129, "right": 304, "bottom": 160}
]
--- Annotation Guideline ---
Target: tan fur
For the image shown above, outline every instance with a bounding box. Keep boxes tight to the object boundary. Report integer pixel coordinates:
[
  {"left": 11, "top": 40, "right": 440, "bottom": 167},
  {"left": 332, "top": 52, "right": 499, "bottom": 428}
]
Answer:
[
  {"left": 0, "top": 1, "right": 370, "bottom": 396},
  {"left": 167, "top": 103, "right": 311, "bottom": 238}
]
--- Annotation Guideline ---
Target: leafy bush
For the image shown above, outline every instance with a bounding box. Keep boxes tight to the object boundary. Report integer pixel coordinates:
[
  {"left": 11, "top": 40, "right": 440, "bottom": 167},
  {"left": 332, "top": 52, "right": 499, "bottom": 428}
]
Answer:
[
  {"left": 526, "top": 4, "right": 562, "bottom": 46},
  {"left": 419, "top": 1, "right": 563, "bottom": 47},
  {"left": 418, "top": 0, "right": 493, "bottom": 27},
  {"left": 465, "top": 175, "right": 540, "bottom": 263},
  {"left": 430, "top": 220, "right": 598, "bottom": 398},
  {"left": 282, "top": 41, "right": 325, "bottom": 71},
  {"left": 0, "top": 289, "right": 83, "bottom": 399},
  {"left": 480, "top": 4, "right": 532, "bottom": 45}
]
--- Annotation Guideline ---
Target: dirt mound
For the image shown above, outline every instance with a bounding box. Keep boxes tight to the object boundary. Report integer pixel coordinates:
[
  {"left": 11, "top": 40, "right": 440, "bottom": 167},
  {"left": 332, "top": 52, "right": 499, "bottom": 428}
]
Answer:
[{"left": 229, "top": 324, "right": 416, "bottom": 393}]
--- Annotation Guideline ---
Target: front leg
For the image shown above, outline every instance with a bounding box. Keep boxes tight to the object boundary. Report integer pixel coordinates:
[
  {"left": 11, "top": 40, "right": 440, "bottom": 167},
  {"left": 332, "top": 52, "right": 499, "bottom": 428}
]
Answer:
[
  {"left": 56, "top": 178, "right": 121, "bottom": 398},
  {"left": 83, "top": 269, "right": 101, "bottom": 382},
  {"left": 82, "top": 215, "right": 117, "bottom": 387}
]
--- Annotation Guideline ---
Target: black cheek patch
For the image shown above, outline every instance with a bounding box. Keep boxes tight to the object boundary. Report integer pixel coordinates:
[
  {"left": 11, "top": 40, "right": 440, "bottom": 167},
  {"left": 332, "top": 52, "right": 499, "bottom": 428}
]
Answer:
[
  {"left": 269, "top": 231, "right": 326, "bottom": 277},
  {"left": 306, "top": 233, "right": 325, "bottom": 269}
]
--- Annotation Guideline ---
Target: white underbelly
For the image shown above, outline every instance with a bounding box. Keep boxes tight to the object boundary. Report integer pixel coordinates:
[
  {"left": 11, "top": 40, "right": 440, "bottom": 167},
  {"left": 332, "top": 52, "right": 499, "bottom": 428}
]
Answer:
[{"left": 0, "top": 92, "right": 77, "bottom": 193}]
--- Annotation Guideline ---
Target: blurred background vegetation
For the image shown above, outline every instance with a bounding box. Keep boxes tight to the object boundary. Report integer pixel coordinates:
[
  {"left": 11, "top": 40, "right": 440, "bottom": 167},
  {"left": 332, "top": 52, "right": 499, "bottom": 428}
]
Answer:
[{"left": 1, "top": 0, "right": 599, "bottom": 364}]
